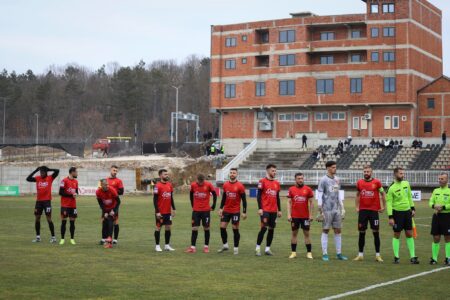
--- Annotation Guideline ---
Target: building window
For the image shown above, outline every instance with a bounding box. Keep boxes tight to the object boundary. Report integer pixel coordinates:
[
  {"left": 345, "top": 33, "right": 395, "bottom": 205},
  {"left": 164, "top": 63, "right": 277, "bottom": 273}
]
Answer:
[
  {"left": 225, "top": 84, "right": 236, "bottom": 98},
  {"left": 371, "top": 28, "right": 379, "bottom": 38},
  {"left": 279, "top": 30, "right": 295, "bottom": 43},
  {"left": 278, "top": 113, "right": 293, "bottom": 121},
  {"left": 384, "top": 116, "right": 391, "bottom": 129},
  {"left": 279, "top": 54, "right": 296, "bottom": 66},
  {"left": 242, "top": 35, "right": 247, "bottom": 41},
  {"left": 351, "top": 30, "right": 361, "bottom": 39},
  {"left": 320, "top": 32, "right": 335, "bottom": 41},
  {"left": 316, "top": 79, "right": 334, "bottom": 94},
  {"left": 331, "top": 112, "right": 346, "bottom": 121},
  {"left": 241, "top": 57, "right": 247, "bottom": 64},
  {"left": 225, "top": 59, "right": 236, "bottom": 69},
  {"left": 353, "top": 117, "right": 360, "bottom": 129},
  {"left": 383, "top": 51, "right": 395, "bottom": 62},
  {"left": 279, "top": 80, "right": 295, "bottom": 95},
  {"left": 294, "top": 112, "right": 308, "bottom": 121},
  {"left": 383, "top": 27, "right": 395, "bottom": 37},
  {"left": 350, "top": 78, "right": 363, "bottom": 93},
  {"left": 315, "top": 112, "right": 329, "bottom": 121},
  {"left": 255, "top": 82, "right": 266, "bottom": 97},
  {"left": 382, "top": 3, "right": 395, "bottom": 13},
  {"left": 392, "top": 116, "right": 399, "bottom": 129},
  {"left": 371, "top": 51, "right": 379, "bottom": 62},
  {"left": 371, "top": 4, "right": 379, "bottom": 13},
  {"left": 225, "top": 37, "right": 237, "bottom": 47},
  {"left": 320, "top": 56, "right": 334, "bottom": 64},
  {"left": 257, "top": 111, "right": 273, "bottom": 120},
  {"left": 424, "top": 121, "right": 433, "bottom": 133},
  {"left": 384, "top": 77, "right": 396, "bottom": 93},
  {"left": 427, "top": 98, "right": 435, "bottom": 109},
  {"left": 350, "top": 54, "right": 362, "bottom": 63}
]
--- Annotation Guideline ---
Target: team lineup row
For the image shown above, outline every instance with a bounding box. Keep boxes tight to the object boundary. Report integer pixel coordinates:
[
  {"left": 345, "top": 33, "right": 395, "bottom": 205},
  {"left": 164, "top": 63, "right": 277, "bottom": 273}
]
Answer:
[{"left": 26, "top": 163, "right": 450, "bottom": 265}]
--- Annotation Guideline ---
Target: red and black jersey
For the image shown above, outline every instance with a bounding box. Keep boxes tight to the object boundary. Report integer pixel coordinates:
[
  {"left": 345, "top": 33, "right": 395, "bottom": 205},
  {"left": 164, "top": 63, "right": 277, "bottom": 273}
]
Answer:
[
  {"left": 107, "top": 177, "right": 124, "bottom": 195},
  {"left": 288, "top": 185, "right": 314, "bottom": 218},
  {"left": 356, "top": 178, "right": 383, "bottom": 211},
  {"left": 96, "top": 188, "right": 118, "bottom": 211},
  {"left": 35, "top": 176, "right": 55, "bottom": 201},
  {"left": 60, "top": 177, "right": 78, "bottom": 208},
  {"left": 222, "top": 181, "right": 246, "bottom": 213},
  {"left": 190, "top": 181, "right": 215, "bottom": 212},
  {"left": 258, "top": 178, "right": 280, "bottom": 213},
  {"left": 154, "top": 181, "right": 174, "bottom": 214}
]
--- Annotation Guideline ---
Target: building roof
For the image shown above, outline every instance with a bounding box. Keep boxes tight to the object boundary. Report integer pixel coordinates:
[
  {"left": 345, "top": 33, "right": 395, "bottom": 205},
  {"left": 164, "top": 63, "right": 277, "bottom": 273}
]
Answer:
[{"left": 417, "top": 75, "right": 450, "bottom": 93}]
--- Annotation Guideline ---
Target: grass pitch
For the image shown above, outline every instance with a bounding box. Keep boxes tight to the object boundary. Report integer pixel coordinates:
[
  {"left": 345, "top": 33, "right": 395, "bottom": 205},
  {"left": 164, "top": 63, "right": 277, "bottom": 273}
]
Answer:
[{"left": 0, "top": 195, "right": 449, "bottom": 299}]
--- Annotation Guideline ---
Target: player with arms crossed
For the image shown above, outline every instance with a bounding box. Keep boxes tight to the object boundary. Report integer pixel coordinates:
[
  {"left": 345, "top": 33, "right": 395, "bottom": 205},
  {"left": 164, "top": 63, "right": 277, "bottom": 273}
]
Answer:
[
  {"left": 96, "top": 179, "right": 120, "bottom": 249},
  {"left": 354, "top": 165, "right": 386, "bottom": 262},
  {"left": 59, "top": 167, "right": 79, "bottom": 245},
  {"left": 255, "top": 164, "right": 282, "bottom": 256},
  {"left": 317, "top": 161, "right": 348, "bottom": 261},
  {"left": 26, "top": 166, "right": 59, "bottom": 243},
  {"left": 153, "top": 169, "right": 176, "bottom": 252},
  {"left": 428, "top": 173, "right": 450, "bottom": 265},
  {"left": 386, "top": 167, "right": 418, "bottom": 264},
  {"left": 287, "top": 172, "right": 314, "bottom": 259},
  {"left": 217, "top": 168, "right": 247, "bottom": 255},
  {"left": 185, "top": 174, "right": 217, "bottom": 253}
]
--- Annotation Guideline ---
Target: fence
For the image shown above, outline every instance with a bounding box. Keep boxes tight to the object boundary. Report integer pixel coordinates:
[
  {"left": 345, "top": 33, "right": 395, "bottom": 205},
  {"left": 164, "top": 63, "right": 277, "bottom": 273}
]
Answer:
[
  {"left": 0, "top": 166, "right": 136, "bottom": 194},
  {"left": 216, "top": 169, "right": 449, "bottom": 187}
]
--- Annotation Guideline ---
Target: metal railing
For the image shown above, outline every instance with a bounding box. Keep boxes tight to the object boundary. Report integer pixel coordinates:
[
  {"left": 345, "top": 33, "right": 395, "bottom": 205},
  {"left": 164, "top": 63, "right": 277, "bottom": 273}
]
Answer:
[
  {"left": 217, "top": 139, "right": 257, "bottom": 181},
  {"left": 217, "top": 169, "right": 449, "bottom": 187}
]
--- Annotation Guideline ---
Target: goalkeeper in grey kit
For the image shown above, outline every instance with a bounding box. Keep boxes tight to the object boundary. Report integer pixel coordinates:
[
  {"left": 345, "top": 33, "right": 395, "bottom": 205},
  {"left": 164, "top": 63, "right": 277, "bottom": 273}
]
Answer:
[{"left": 317, "top": 161, "right": 348, "bottom": 261}]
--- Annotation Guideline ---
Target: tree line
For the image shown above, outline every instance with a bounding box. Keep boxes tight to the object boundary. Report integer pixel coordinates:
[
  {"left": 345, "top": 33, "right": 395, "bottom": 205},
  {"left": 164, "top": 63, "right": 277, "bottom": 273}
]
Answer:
[{"left": 0, "top": 55, "right": 216, "bottom": 144}]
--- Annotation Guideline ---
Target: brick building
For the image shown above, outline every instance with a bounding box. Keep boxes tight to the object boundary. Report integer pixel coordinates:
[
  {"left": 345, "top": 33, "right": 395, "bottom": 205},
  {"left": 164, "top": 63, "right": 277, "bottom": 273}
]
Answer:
[{"left": 210, "top": 0, "right": 444, "bottom": 152}]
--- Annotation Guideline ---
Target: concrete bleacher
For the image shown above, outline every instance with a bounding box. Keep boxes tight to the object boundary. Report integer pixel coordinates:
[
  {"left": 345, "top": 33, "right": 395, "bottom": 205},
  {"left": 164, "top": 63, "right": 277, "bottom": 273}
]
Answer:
[
  {"left": 350, "top": 147, "right": 382, "bottom": 169},
  {"left": 238, "top": 149, "right": 312, "bottom": 169},
  {"left": 388, "top": 147, "right": 421, "bottom": 170},
  {"left": 431, "top": 146, "right": 450, "bottom": 170}
]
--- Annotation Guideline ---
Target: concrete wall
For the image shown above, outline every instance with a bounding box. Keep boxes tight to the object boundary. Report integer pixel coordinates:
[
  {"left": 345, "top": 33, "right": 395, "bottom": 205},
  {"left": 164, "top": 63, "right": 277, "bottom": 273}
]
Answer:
[{"left": 0, "top": 167, "right": 136, "bottom": 195}]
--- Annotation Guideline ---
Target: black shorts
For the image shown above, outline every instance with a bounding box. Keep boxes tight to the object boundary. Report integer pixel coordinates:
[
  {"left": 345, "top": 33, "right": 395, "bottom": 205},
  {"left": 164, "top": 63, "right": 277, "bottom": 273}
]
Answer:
[
  {"left": 358, "top": 210, "right": 379, "bottom": 231},
  {"left": 192, "top": 211, "right": 210, "bottom": 227},
  {"left": 221, "top": 212, "right": 240, "bottom": 225},
  {"left": 61, "top": 207, "right": 78, "bottom": 218},
  {"left": 392, "top": 210, "right": 413, "bottom": 232},
  {"left": 431, "top": 213, "right": 450, "bottom": 236},
  {"left": 261, "top": 212, "right": 277, "bottom": 228},
  {"left": 156, "top": 213, "right": 172, "bottom": 227},
  {"left": 291, "top": 218, "right": 310, "bottom": 231},
  {"left": 34, "top": 201, "right": 52, "bottom": 216}
]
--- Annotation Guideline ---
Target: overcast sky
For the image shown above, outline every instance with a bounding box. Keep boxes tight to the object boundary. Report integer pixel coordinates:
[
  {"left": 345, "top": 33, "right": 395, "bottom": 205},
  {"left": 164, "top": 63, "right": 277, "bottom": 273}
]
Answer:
[{"left": 0, "top": 0, "right": 448, "bottom": 75}]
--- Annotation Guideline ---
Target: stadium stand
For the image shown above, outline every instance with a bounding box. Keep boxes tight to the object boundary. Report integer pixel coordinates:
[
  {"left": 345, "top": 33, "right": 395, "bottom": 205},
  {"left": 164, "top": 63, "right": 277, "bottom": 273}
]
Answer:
[
  {"left": 410, "top": 144, "right": 444, "bottom": 170},
  {"left": 387, "top": 147, "right": 422, "bottom": 170},
  {"left": 370, "top": 148, "right": 400, "bottom": 170},
  {"left": 350, "top": 147, "right": 382, "bottom": 170}
]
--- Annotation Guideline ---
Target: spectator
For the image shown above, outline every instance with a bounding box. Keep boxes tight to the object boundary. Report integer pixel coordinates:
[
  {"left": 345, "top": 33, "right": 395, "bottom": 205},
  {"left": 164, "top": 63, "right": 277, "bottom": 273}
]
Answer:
[
  {"left": 384, "top": 140, "right": 390, "bottom": 148},
  {"left": 220, "top": 145, "right": 224, "bottom": 155},
  {"left": 347, "top": 135, "right": 352, "bottom": 145},
  {"left": 443, "top": 131, "right": 447, "bottom": 145},
  {"left": 312, "top": 150, "right": 319, "bottom": 159},
  {"left": 389, "top": 139, "right": 394, "bottom": 149},
  {"left": 302, "top": 134, "right": 307, "bottom": 148},
  {"left": 412, "top": 139, "right": 418, "bottom": 149},
  {"left": 393, "top": 140, "right": 399, "bottom": 149},
  {"left": 317, "top": 152, "right": 322, "bottom": 160},
  {"left": 399, "top": 140, "right": 403, "bottom": 148},
  {"left": 370, "top": 139, "right": 376, "bottom": 148},
  {"left": 418, "top": 140, "right": 423, "bottom": 148}
]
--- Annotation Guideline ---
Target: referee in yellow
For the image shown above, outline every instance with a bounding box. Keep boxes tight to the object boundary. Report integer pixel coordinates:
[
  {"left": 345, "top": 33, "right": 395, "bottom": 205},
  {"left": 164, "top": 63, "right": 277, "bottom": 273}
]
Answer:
[{"left": 429, "top": 173, "right": 450, "bottom": 265}]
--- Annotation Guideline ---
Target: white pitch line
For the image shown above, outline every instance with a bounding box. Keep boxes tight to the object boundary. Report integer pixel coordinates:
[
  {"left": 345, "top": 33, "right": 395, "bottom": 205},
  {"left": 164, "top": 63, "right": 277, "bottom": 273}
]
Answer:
[
  {"left": 415, "top": 223, "right": 431, "bottom": 227},
  {"left": 319, "top": 266, "right": 450, "bottom": 300},
  {"left": 414, "top": 217, "right": 432, "bottom": 220}
]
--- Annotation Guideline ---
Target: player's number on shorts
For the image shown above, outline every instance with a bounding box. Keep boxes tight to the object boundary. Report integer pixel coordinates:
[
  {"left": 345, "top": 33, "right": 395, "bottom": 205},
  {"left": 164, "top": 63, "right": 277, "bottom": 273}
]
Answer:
[
  {"left": 206, "top": 217, "right": 209, "bottom": 224},
  {"left": 374, "top": 219, "right": 379, "bottom": 226},
  {"left": 74, "top": 209, "right": 77, "bottom": 215},
  {"left": 46, "top": 207, "right": 51, "bottom": 213},
  {"left": 305, "top": 220, "right": 310, "bottom": 226},
  {"left": 233, "top": 215, "right": 239, "bottom": 222}
]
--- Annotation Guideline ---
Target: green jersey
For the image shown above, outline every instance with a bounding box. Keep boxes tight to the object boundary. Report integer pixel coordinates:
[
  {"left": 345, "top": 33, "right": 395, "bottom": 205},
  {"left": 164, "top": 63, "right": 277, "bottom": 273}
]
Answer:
[
  {"left": 386, "top": 180, "right": 414, "bottom": 217},
  {"left": 429, "top": 186, "right": 450, "bottom": 213}
]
